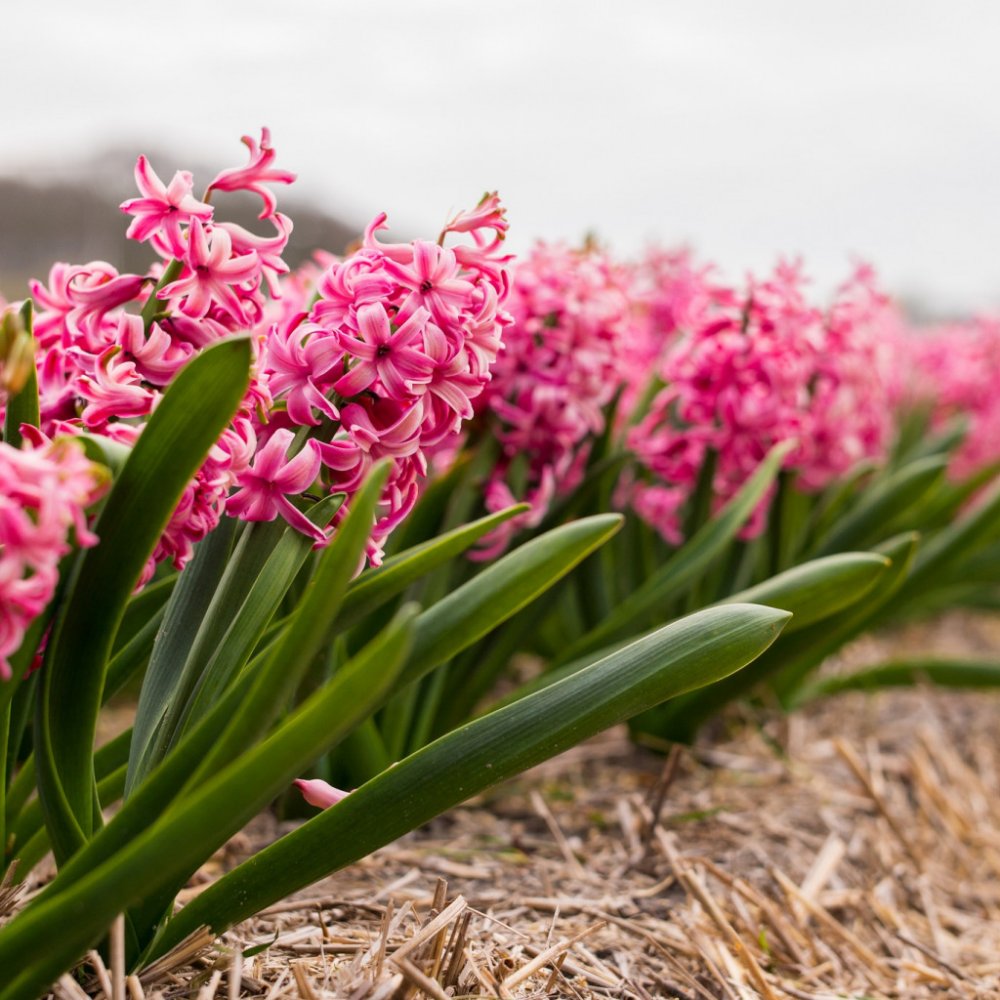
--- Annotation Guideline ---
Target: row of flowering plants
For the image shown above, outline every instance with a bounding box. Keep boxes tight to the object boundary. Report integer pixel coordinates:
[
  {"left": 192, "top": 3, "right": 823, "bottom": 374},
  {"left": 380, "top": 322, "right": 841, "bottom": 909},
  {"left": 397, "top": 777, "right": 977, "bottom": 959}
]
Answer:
[
  {"left": 0, "top": 134, "right": 799, "bottom": 999},
  {"left": 360, "top": 240, "right": 1000, "bottom": 763}
]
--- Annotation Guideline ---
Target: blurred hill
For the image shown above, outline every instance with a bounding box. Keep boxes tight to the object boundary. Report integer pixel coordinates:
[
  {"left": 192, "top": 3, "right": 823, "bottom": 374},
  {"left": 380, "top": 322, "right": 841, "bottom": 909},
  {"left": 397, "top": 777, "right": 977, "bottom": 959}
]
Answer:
[{"left": 0, "top": 150, "right": 361, "bottom": 300}]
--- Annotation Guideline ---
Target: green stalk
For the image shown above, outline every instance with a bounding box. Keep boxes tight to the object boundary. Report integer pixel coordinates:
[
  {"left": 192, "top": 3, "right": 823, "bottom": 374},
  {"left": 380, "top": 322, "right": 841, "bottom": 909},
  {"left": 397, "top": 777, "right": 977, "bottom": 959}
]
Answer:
[{"left": 0, "top": 702, "right": 9, "bottom": 866}]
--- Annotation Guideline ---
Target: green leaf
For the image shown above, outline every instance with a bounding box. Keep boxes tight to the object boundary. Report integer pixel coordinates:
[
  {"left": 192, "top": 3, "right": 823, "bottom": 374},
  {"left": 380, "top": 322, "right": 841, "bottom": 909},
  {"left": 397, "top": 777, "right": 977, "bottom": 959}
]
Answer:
[
  {"left": 146, "top": 604, "right": 790, "bottom": 959},
  {"left": 555, "top": 440, "right": 794, "bottom": 662},
  {"left": 0, "top": 606, "right": 417, "bottom": 996},
  {"left": 720, "top": 552, "right": 891, "bottom": 633},
  {"left": 173, "top": 495, "right": 344, "bottom": 739},
  {"left": 811, "top": 455, "right": 946, "bottom": 556},
  {"left": 35, "top": 337, "right": 252, "bottom": 862},
  {"left": 335, "top": 504, "right": 529, "bottom": 631},
  {"left": 2, "top": 300, "right": 39, "bottom": 449},
  {"left": 798, "top": 658, "right": 1000, "bottom": 702},
  {"left": 185, "top": 464, "right": 390, "bottom": 789},
  {"left": 399, "top": 513, "right": 623, "bottom": 685},
  {"left": 113, "top": 575, "right": 177, "bottom": 656},
  {"left": 640, "top": 532, "right": 920, "bottom": 741},
  {"left": 804, "top": 458, "right": 877, "bottom": 548},
  {"left": 489, "top": 551, "right": 891, "bottom": 712},
  {"left": 126, "top": 517, "right": 239, "bottom": 794},
  {"left": 890, "top": 477, "right": 1000, "bottom": 613}
]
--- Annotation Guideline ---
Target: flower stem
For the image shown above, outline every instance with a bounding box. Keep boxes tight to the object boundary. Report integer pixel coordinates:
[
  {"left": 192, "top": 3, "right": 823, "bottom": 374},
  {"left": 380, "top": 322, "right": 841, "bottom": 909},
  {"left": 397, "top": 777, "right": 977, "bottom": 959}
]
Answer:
[{"left": 140, "top": 259, "right": 184, "bottom": 330}]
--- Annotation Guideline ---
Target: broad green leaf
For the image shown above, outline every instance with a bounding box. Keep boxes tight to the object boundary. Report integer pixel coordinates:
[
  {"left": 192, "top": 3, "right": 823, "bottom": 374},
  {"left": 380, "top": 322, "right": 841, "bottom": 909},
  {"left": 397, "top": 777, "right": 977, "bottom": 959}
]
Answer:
[
  {"left": 555, "top": 440, "right": 794, "bottom": 663},
  {"left": 113, "top": 575, "right": 177, "bottom": 656},
  {"left": 186, "top": 464, "right": 389, "bottom": 788},
  {"left": 126, "top": 517, "right": 238, "bottom": 794},
  {"left": 804, "top": 458, "right": 877, "bottom": 549},
  {"left": 35, "top": 337, "right": 252, "bottom": 861},
  {"left": 173, "top": 494, "right": 345, "bottom": 739},
  {"left": 721, "top": 552, "right": 890, "bottom": 633},
  {"left": 489, "top": 551, "right": 891, "bottom": 712},
  {"left": 890, "top": 478, "right": 1000, "bottom": 614},
  {"left": 641, "top": 532, "right": 920, "bottom": 741},
  {"left": 146, "top": 603, "right": 790, "bottom": 960}
]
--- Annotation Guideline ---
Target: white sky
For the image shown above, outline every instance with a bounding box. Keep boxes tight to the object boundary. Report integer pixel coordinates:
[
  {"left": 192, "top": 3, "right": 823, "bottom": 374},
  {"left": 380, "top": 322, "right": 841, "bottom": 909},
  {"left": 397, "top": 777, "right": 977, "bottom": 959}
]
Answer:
[{"left": 4, "top": 0, "right": 1000, "bottom": 311}]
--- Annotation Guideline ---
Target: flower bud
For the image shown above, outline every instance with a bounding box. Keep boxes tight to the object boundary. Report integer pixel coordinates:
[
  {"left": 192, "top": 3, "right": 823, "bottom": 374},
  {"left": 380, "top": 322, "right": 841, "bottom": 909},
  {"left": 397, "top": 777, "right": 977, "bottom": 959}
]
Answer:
[{"left": 0, "top": 305, "right": 35, "bottom": 396}]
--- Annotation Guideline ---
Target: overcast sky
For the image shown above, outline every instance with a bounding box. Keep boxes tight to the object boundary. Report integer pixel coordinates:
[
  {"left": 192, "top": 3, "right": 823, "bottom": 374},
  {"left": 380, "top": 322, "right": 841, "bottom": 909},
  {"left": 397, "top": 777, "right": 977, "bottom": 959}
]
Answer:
[{"left": 5, "top": 1, "right": 999, "bottom": 311}]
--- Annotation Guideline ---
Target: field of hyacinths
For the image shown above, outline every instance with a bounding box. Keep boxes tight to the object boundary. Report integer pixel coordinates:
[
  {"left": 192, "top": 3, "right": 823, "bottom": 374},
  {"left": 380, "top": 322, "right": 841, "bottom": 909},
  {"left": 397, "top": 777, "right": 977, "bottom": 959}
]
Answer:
[{"left": 2, "top": 129, "right": 1000, "bottom": 998}]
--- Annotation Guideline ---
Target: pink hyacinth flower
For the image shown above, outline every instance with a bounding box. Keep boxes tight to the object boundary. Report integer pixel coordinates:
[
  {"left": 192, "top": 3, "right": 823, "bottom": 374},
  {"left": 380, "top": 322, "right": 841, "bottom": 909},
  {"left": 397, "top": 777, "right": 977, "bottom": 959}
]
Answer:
[
  {"left": 206, "top": 127, "right": 296, "bottom": 220},
  {"left": 226, "top": 428, "right": 325, "bottom": 542},
  {"left": 294, "top": 778, "right": 350, "bottom": 809},
  {"left": 334, "top": 302, "right": 435, "bottom": 400},
  {"left": 120, "top": 155, "right": 214, "bottom": 258},
  {"left": 159, "top": 219, "right": 260, "bottom": 323}
]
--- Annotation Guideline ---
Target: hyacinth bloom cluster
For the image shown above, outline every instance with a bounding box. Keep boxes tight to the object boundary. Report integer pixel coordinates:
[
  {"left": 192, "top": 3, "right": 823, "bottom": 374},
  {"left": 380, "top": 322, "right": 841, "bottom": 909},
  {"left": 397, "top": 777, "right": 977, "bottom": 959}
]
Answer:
[
  {"left": 625, "top": 262, "right": 896, "bottom": 543},
  {"left": 472, "top": 242, "right": 633, "bottom": 556},
  {"left": 253, "top": 193, "right": 512, "bottom": 562},
  {"left": 18, "top": 129, "right": 294, "bottom": 584},
  {"left": 12, "top": 130, "right": 511, "bottom": 587},
  {"left": 901, "top": 316, "right": 1000, "bottom": 480},
  {"left": 0, "top": 435, "right": 107, "bottom": 678}
]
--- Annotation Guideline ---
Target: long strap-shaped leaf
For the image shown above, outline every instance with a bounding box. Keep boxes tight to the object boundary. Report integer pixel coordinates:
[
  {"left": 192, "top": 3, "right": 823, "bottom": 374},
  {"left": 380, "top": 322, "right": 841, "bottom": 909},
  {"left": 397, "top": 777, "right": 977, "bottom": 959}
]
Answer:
[
  {"left": 35, "top": 337, "right": 252, "bottom": 862},
  {"left": 797, "top": 658, "right": 1000, "bottom": 702},
  {"left": 642, "top": 532, "right": 919, "bottom": 741},
  {"left": 0, "top": 608, "right": 417, "bottom": 1000},
  {"left": 143, "top": 603, "right": 790, "bottom": 962},
  {"left": 398, "top": 513, "right": 624, "bottom": 684},
  {"left": 487, "top": 550, "right": 892, "bottom": 711},
  {"left": 553, "top": 440, "right": 793, "bottom": 664},
  {"left": 335, "top": 504, "right": 529, "bottom": 630},
  {"left": 26, "top": 465, "right": 390, "bottom": 919},
  {"left": 126, "top": 516, "right": 238, "bottom": 794},
  {"left": 811, "top": 455, "right": 946, "bottom": 556}
]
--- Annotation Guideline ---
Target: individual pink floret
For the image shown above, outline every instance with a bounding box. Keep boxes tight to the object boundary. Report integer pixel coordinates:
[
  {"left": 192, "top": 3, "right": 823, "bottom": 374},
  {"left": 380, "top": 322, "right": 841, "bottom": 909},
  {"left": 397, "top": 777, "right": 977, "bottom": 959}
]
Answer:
[
  {"left": 159, "top": 219, "right": 261, "bottom": 324},
  {"left": 206, "top": 127, "right": 296, "bottom": 220},
  {"left": 120, "top": 155, "right": 214, "bottom": 259},
  {"left": 227, "top": 428, "right": 325, "bottom": 543}
]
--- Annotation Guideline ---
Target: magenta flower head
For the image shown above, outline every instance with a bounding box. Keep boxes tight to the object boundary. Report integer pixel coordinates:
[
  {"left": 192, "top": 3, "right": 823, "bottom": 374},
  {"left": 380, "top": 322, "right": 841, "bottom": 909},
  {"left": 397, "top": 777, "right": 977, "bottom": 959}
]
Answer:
[
  {"left": 902, "top": 314, "right": 1000, "bottom": 479},
  {"left": 28, "top": 129, "right": 508, "bottom": 579},
  {"left": 625, "top": 260, "right": 896, "bottom": 542},
  {"left": 468, "top": 241, "right": 634, "bottom": 556},
  {"left": 258, "top": 195, "right": 512, "bottom": 564}
]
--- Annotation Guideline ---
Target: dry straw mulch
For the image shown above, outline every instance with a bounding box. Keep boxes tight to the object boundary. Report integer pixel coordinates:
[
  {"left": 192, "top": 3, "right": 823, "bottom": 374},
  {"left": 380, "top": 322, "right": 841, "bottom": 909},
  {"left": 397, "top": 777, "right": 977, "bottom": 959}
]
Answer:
[{"left": 10, "top": 615, "right": 1000, "bottom": 999}]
